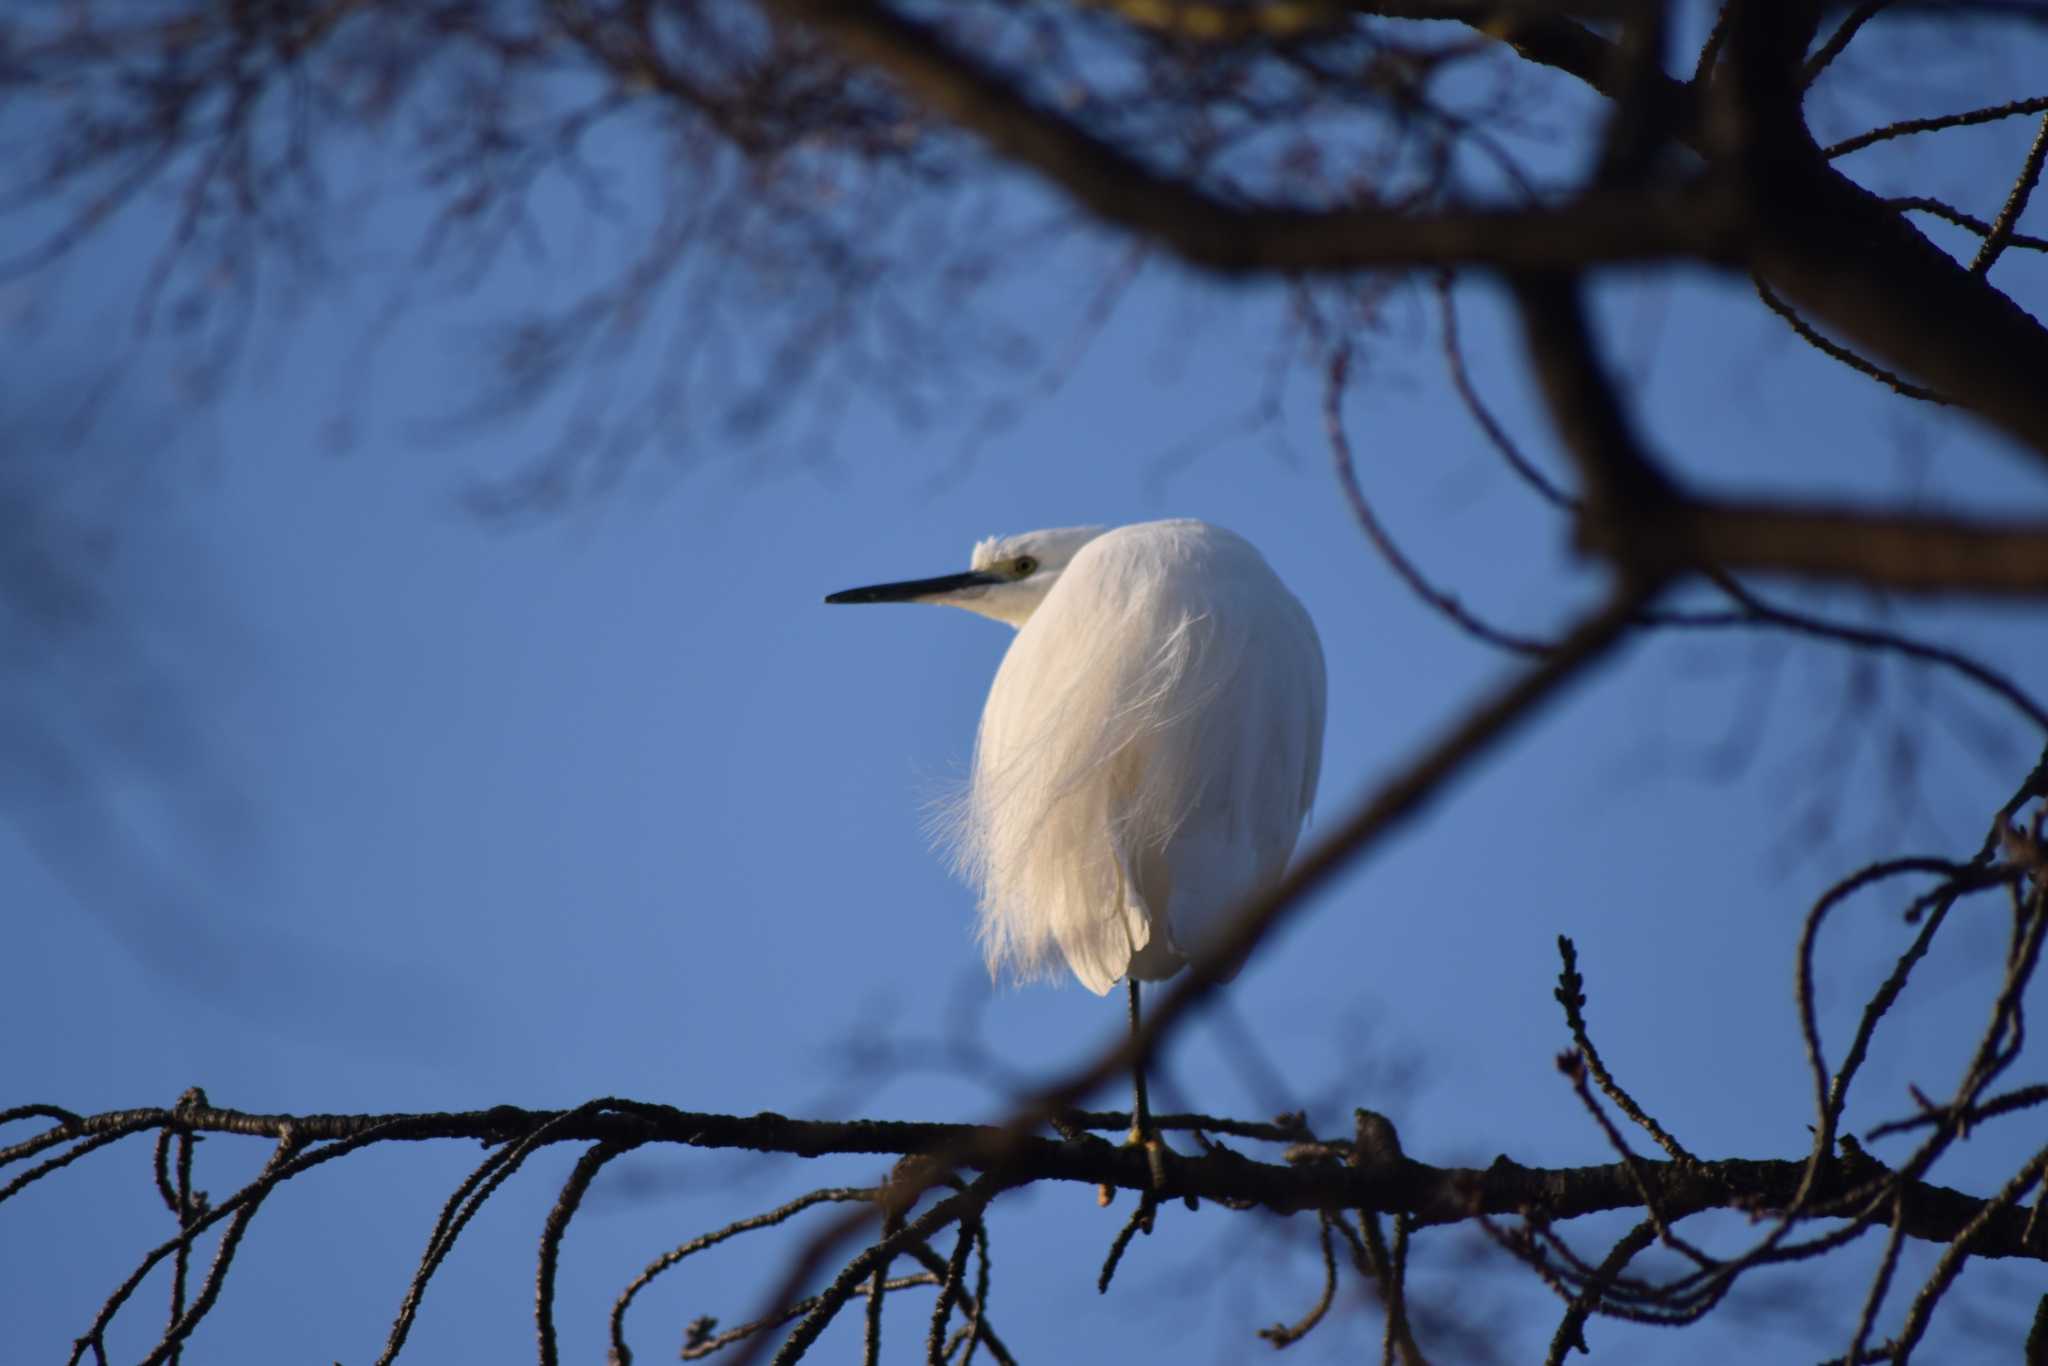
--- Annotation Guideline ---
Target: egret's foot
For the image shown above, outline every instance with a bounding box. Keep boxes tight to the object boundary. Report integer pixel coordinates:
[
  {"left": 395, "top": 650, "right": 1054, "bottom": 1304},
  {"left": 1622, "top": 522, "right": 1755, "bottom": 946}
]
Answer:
[
  {"left": 1119, "top": 1126, "right": 1173, "bottom": 1193},
  {"left": 1143, "top": 1134, "right": 1170, "bottom": 1192}
]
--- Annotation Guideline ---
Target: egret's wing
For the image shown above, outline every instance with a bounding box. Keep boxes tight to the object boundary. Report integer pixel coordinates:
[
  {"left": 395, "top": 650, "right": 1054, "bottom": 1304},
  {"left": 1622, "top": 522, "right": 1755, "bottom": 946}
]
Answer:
[
  {"left": 952, "top": 521, "right": 1325, "bottom": 995},
  {"left": 957, "top": 552, "right": 1183, "bottom": 995},
  {"left": 1144, "top": 584, "right": 1324, "bottom": 975}
]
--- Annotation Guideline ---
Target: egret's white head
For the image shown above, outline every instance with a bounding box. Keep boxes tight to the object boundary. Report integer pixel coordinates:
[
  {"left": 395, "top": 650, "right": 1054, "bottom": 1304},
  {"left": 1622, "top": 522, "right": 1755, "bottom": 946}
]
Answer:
[{"left": 825, "top": 525, "right": 1107, "bottom": 628}]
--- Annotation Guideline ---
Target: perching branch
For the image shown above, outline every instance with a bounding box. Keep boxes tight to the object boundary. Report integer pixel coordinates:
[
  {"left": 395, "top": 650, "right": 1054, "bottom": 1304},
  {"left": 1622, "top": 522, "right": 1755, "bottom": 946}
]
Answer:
[{"left": 11, "top": 1081, "right": 2048, "bottom": 1364}]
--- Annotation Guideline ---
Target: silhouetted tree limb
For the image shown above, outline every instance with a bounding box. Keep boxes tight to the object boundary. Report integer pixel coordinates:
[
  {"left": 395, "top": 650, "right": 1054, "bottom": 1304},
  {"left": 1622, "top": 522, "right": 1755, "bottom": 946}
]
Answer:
[
  {"left": 775, "top": 0, "right": 1741, "bottom": 270},
  {"left": 7, "top": 1080, "right": 2048, "bottom": 1364},
  {"left": 33, "top": 1095, "right": 2048, "bottom": 1241}
]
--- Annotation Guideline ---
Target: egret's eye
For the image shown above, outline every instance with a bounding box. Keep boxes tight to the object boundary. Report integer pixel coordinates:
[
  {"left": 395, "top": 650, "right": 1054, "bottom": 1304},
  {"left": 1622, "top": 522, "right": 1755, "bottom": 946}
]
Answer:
[{"left": 1013, "top": 556, "right": 1039, "bottom": 577}]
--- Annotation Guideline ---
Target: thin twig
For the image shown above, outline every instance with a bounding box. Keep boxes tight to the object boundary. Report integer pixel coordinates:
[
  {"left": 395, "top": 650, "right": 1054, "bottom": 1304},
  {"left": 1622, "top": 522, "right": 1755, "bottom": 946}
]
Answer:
[
  {"left": 770, "top": 1176, "right": 1000, "bottom": 1366},
  {"left": 611, "top": 1189, "right": 878, "bottom": 1366},
  {"left": 864, "top": 1205, "right": 906, "bottom": 1366},
  {"left": 1544, "top": 1219, "right": 1657, "bottom": 1365},
  {"left": 69, "top": 1121, "right": 409, "bottom": 1366},
  {"left": 377, "top": 1144, "right": 528, "bottom": 1361},
  {"left": 1436, "top": 272, "right": 1576, "bottom": 511},
  {"left": 137, "top": 1132, "right": 307, "bottom": 1366},
  {"left": 1972, "top": 111, "right": 2048, "bottom": 275},
  {"left": 1867, "top": 1080, "right": 2048, "bottom": 1140},
  {"left": 1844, "top": 1194, "right": 1908, "bottom": 1366},
  {"left": 538, "top": 1139, "right": 644, "bottom": 1366},
  {"left": 1326, "top": 340, "right": 1556, "bottom": 657},
  {"left": 925, "top": 1216, "right": 977, "bottom": 1365},
  {"left": 1891, "top": 1143, "right": 2048, "bottom": 1360},
  {"left": 1340, "top": 1122, "right": 1429, "bottom": 1366},
  {"left": 1753, "top": 276, "right": 1947, "bottom": 404},
  {"left": 1889, "top": 197, "right": 2048, "bottom": 255},
  {"left": 1557, "top": 1053, "right": 1712, "bottom": 1267},
  {"left": 1797, "top": 860, "right": 1981, "bottom": 1180},
  {"left": 167, "top": 1125, "right": 198, "bottom": 1366},
  {"left": 681, "top": 1276, "right": 942, "bottom": 1361},
  {"left": 1095, "top": 1196, "right": 1153, "bottom": 1294},
  {"left": 967, "top": 1216, "right": 993, "bottom": 1364},
  {"left": 1, "top": 1120, "right": 162, "bottom": 1202},
  {"left": 1802, "top": 0, "right": 1897, "bottom": 87},
  {"left": 904, "top": 1235, "right": 1012, "bottom": 1366},
  {"left": 1696, "top": 568, "right": 2048, "bottom": 733},
  {"left": 1554, "top": 937, "right": 1698, "bottom": 1165},
  {"left": 381, "top": 1100, "right": 651, "bottom": 1366},
  {"left": 1826, "top": 94, "right": 2048, "bottom": 159},
  {"left": 0, "top": 1104, "right": 81, "bottom": 1129},
  {"left": 1385, "top": 1214, "right": 1416, "bottom": 1366},
  {"left": 1257, "top": 1212, "right": 1338, "bottom": 1347}
]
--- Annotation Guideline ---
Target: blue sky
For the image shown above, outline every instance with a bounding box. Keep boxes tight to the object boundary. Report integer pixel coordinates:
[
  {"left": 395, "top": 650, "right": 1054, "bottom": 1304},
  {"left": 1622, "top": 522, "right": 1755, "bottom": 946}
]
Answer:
[{"left": 5, "top": 11, "right": 2048, "bottom": 1363}]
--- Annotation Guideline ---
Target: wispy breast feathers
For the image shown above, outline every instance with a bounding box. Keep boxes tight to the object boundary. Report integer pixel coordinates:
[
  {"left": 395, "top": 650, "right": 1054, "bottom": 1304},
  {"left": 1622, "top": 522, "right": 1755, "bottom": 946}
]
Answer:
[{"left": 949, "top": 524, "right": 1302, "bottom": 992}]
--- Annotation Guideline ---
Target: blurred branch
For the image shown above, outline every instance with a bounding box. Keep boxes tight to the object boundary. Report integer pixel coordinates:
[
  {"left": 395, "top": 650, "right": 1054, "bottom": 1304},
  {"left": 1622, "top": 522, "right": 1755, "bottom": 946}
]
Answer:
[
  {"left": 11, "top": 0, "right": 2048, "bottom": 468},
  {"left": 1511, "top": 274, "right": 2048, "bottom": 596},
  {"left": 1438, "top": 273, "right": 2048, "bottom": 723},
  {"left": 764, "top": 0, "right": 1742, "bottom": 272},
  {"left": 1507, "top": 272, "right": 1679, "bottom": 528},
  {"left": 1631, "top": 502, "right": 2048, "bottom": 598},
  {"left": 1324, "top": 338, "right": 1556, "bottom": 656},
  {"left": 1436, "top": 271, "right": 1577, "bottom": 510},
  {"left": 1415, "top": 6, "right": 2048, "bottom": 465}
]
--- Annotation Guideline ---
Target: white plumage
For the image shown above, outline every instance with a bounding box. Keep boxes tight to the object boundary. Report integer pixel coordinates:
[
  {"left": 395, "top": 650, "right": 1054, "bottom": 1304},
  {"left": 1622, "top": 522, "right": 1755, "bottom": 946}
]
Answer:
[{"left": 828, "top": 519, "right": 1326, "bottom": 995}]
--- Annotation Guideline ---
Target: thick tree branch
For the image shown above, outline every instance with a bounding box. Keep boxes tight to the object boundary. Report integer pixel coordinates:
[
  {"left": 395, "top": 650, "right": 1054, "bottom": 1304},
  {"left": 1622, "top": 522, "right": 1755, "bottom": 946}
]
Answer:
[
  {"left": 869, "top": 0, "right": 2048, "bottom": 462},
  {"left": 1508, "top": 272, "right": 1681, "bottom": 525},
  {"left": 1401, "top": 5, "right": 2048, "bottom": 465},
  {"left": 1512, "top": 273, "right": 2048, "bottom": 596},
  {"left": 1649, "top": 501, "right": 2048, "bottom": 597},
  {"left": 1746, "top": 128, "right": 2048, "bottom": 465},
  {"left": 761, "top": 0, "right": 1742, "bottom": 271},
  {"left": 13, "top": 1100, "right": 2044, "bottom": 1259}
]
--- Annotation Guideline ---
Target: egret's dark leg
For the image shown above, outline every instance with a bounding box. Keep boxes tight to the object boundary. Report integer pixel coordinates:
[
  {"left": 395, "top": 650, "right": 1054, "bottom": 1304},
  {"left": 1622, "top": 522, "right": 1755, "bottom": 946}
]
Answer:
[
  {"left": 1126, "top": 980, "right": 1169, "bottom": 1196},
  {"left": 1126, "top": 977, "right": 1151, "bottom": 1147}
]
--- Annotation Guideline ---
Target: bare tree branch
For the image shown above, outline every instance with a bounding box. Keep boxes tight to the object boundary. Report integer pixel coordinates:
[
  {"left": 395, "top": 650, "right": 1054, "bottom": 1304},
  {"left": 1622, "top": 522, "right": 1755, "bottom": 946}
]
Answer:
[{"left": 763, "top": 0, "right": 1743, "bottom": 273}]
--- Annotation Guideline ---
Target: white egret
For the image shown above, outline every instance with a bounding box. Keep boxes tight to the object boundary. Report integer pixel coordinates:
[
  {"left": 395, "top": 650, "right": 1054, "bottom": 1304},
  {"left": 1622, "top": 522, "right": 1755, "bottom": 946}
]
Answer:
[{"left": 827, "top": 519, "right": 1326, "bottom": 1152}]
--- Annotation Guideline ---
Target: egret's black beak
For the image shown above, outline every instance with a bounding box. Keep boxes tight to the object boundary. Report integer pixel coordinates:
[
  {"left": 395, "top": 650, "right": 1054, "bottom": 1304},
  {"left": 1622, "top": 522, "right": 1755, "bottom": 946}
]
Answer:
[{"left": 825, "top": 570, "right": 1004, "bottom": 605}]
